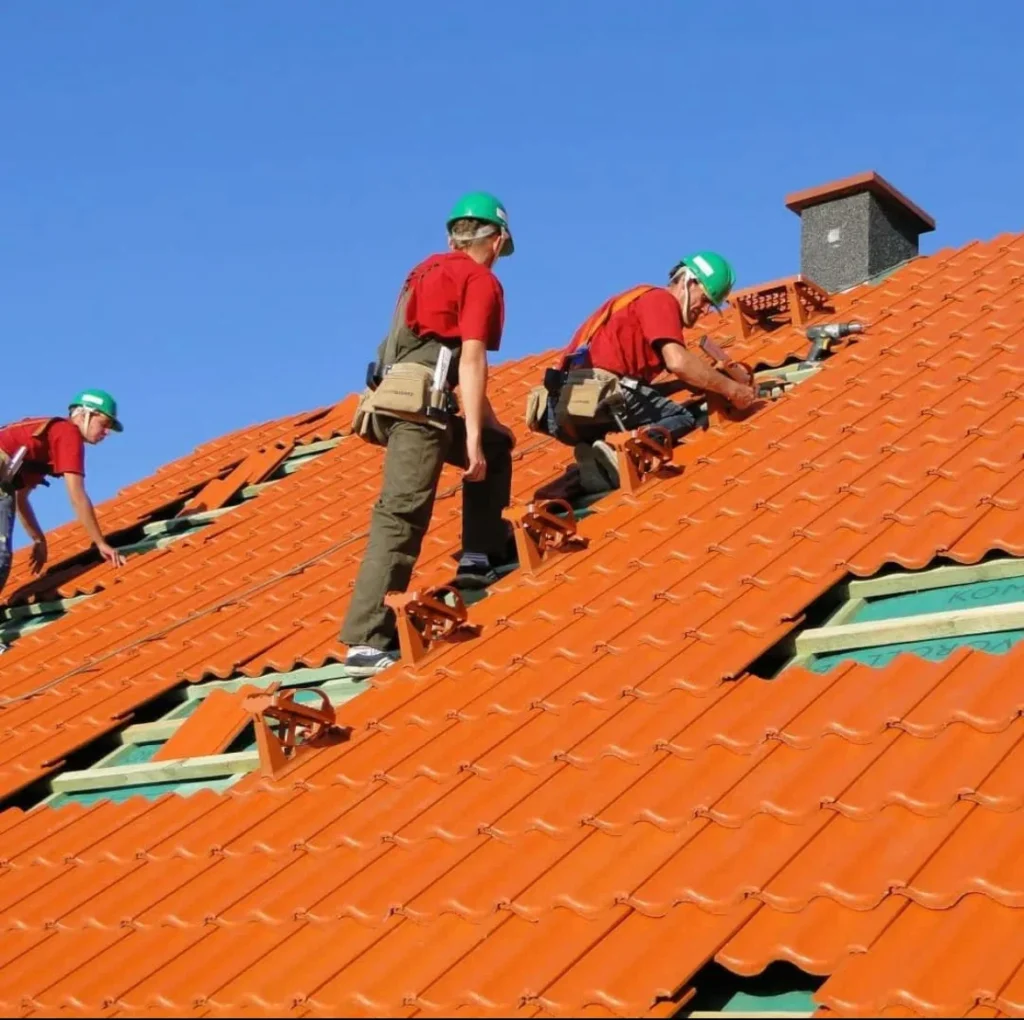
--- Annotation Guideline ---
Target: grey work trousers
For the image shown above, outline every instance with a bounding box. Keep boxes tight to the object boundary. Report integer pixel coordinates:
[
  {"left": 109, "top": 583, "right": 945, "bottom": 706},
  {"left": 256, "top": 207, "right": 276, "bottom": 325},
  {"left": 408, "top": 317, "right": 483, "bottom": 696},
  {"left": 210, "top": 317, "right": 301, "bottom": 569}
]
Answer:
[
  {"left": 0, "top": 492, "right": 14, "bottom": 596},
  {"left": 339, "top": 414, "right": 512, "bottom": 652}
]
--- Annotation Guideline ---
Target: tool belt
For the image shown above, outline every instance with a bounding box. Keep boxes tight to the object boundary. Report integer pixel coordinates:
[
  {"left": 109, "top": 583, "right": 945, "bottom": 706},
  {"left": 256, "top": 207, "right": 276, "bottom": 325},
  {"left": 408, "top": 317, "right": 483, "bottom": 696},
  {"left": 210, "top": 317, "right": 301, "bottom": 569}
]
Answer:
[
  {"left": 352, "top": 360, "right": 456, "bottom": 441},
  {"left": 350, "top": 271, "right": 462, "bottom": 445},
  {"left": 525, "top": 365, "right": 632, "bottom": 441}
]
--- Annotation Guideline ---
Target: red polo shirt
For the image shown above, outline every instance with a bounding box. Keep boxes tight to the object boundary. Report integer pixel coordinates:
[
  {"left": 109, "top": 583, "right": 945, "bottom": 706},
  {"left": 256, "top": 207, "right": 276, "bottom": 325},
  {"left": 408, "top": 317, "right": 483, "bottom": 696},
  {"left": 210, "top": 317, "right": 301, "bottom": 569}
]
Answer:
[
  {"left": 586, "top": 287, "right": 686, "bottom": 383},
  {"left": 0, "top": 418, "right": 85, "bottom": 491},
  {"left": 403, "top": 251, "right": 505, "bottom": 351}
]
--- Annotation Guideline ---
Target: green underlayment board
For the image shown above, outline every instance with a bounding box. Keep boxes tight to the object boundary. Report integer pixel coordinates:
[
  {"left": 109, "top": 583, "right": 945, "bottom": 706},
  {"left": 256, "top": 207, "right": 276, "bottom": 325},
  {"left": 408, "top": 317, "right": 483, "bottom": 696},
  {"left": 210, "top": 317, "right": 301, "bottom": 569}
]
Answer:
[
  {"left": 853, "top": 575, "right": 1024, "bottom": 623},
  {"left": 807, "top": 575, "right": 1024, "bottom": 673}
]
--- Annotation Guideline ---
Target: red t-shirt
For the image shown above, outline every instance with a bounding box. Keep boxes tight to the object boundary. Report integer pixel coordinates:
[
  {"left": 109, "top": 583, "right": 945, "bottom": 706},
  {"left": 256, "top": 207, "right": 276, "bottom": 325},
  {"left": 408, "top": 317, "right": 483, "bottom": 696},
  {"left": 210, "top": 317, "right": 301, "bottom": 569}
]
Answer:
[
  {"left": 403, "top": 251, "right": 505, "bottom": 352},
  {"left": 586, "top": 287, "right": 685, "bottom": 383},
  {"left": 0, "top": 418, "right": 85, "bottom": 490}
]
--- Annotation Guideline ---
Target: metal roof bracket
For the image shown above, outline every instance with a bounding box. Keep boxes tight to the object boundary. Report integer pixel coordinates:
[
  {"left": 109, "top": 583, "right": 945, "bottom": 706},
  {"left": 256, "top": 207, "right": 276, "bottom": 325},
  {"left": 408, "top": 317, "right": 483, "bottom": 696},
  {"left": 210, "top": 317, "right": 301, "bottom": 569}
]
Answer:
[
  {"left": 605, "top": 425, "right": 677, "bottom": 494},
  {"left": 384, "top": 585, "right": 480, "bottom": 665},
  {"left": 505, "top": 498, "right": 588, "bottom": 573}
]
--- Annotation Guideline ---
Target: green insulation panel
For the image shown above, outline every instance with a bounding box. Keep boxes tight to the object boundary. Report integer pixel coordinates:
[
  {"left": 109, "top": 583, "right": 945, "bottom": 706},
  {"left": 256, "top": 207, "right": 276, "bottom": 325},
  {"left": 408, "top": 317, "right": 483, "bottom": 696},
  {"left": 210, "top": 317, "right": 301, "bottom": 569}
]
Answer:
[
  {"left": 852, "top": 576, "right": 1024, "bottom": 623},
  {"left": 681, "top": 963, "right": 819, "bottom": 1015}
]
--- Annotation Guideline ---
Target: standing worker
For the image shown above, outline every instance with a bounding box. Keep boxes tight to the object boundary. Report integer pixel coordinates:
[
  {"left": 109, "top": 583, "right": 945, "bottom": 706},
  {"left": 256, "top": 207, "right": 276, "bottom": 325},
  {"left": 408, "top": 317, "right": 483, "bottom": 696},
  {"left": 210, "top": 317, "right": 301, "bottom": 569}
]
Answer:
[
  {"left": 532, "top": 251, "right": 758, "bottom": 492},
  {"left": 341, "top": 192, "right": 519, "bottom": 677},
  {"left": 0, "top": 390, "right": 126, "bottom": 642}
]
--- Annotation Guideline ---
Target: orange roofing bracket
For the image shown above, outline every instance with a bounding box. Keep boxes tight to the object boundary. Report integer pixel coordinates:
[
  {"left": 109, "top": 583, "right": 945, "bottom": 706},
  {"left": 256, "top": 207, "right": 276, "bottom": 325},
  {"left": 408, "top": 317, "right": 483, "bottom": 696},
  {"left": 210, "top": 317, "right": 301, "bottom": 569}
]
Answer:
[
  {"left": 384, "top": 585, "right": 480, "bottom": 666},
  {"left": 242, "top": 688, "right": 341, "bottom": 779},
  {"left": 504, "top": 498, "right": 588, "bottom": 573},
  {"left": 605, "top": 425, "right": 679, "bottom": 494}
]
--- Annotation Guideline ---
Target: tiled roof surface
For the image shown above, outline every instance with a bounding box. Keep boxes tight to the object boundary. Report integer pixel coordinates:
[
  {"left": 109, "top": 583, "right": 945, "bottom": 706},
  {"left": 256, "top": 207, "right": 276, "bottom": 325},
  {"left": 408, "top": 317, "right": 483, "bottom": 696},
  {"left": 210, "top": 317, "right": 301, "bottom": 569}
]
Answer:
[
  {"left": 0, "top": 232, "right": 1023, "bottom": 1016},
  {"left": 2, "top": 401, "right": 355, "bottom": 605}
]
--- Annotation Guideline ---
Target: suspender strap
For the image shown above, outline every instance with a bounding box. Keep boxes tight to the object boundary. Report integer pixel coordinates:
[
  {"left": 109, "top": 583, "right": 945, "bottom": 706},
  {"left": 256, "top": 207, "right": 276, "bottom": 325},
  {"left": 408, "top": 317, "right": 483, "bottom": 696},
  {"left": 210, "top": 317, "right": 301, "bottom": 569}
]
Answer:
[{"left": 559, "top": 285, "right": 656, "bottom": 371}]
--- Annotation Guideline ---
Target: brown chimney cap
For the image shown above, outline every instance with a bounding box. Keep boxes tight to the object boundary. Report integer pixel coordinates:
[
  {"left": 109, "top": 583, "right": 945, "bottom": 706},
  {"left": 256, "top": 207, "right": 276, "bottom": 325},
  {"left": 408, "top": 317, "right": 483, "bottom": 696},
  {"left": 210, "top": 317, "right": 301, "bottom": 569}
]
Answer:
[{"left": 785, "top": 170, "right": 936, "bottom": 232}]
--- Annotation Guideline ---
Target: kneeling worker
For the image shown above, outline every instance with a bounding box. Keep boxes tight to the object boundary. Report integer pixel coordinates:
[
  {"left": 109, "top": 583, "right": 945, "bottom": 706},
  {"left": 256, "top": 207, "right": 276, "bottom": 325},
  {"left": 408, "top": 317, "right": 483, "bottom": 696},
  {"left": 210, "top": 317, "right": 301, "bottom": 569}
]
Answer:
[
  {"left": 340, "top": 192, "right": 519, "bottom": 677},
  {"left": 0, "top": 390, "right": 126, "bottom": 630},
  {"left": 538, "top": 251, "right": 758, "bottom": 492}
]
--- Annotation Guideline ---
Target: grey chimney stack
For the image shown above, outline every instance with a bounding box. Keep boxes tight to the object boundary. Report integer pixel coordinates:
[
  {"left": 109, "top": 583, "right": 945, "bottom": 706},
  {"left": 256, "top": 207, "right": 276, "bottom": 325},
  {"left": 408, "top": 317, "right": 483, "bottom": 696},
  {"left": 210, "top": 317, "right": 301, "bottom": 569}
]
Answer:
[{"left": 785, "top": 171, "right": 936, "bottom": 293}]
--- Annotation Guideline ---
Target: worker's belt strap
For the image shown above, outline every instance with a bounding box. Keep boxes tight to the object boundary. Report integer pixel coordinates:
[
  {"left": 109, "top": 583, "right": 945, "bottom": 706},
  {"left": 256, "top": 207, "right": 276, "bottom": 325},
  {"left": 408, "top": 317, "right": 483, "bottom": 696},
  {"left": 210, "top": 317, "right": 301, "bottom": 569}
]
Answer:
[
  {"left": 559, "top": 285, "right": 655, "bottom": 371},
  {"left": 0, "top": 417, "right": 61, "bottom": 492},
  {"left": 353, "top": 270, "right": 459, "bottom": 442}
]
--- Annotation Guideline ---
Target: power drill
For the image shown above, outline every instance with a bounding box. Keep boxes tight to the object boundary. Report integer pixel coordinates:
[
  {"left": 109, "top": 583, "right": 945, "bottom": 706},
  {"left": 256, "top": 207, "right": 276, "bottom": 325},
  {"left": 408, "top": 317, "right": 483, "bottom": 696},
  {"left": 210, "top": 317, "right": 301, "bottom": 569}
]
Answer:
[{"left": 805, "top": 321, "right": 866, "bottom": 362}]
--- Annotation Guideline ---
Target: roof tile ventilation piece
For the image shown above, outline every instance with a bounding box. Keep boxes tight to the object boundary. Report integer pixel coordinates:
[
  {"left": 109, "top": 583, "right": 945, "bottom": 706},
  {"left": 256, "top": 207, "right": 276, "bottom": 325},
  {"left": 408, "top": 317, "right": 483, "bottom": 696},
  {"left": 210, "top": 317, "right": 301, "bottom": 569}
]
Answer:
[{"left": 730, "top": 274, "right": 833, "bottom": 340}]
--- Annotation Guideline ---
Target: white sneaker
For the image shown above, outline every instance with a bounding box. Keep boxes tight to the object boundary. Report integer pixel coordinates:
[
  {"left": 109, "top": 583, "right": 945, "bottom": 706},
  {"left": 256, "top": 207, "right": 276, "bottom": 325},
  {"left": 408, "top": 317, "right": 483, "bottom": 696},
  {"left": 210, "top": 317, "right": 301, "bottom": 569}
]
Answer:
[
  {"left": 344, "top": 645, "right": 399, "bottom": 678},
  {"left": 574, "top": 441, "right": 620, "bottom": 494}
]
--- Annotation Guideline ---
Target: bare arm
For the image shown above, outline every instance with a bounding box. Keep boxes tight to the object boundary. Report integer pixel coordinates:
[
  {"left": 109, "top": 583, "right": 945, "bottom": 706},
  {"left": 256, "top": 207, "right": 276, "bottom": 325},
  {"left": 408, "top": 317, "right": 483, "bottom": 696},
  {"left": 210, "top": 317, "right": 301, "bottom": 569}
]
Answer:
[
  {"left": 659, "top": 341, "right": 749, "bottom": 400},
  {"left": 14, "top": 491, "right": 44, "bottom": 544},
  {"left": 459, "top": 339, "right": 488, "bottom": 443},
  {"left": 64, "top": 474, "right": 124, "bottom": 566}
]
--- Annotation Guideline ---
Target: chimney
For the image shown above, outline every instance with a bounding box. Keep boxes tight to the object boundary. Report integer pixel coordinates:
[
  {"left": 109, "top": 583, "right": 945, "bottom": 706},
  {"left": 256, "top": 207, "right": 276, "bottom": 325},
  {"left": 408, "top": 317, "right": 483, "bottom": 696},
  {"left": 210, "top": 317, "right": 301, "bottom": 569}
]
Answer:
[{"left": 785, "top": 171, "right": 936, "bottom": 293}]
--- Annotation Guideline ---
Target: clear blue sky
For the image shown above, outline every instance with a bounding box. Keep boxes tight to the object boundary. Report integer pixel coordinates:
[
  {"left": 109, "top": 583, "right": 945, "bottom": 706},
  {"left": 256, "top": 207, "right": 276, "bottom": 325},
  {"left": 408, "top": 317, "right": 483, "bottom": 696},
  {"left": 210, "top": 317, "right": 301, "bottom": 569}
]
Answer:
[{"left": 3, "top": 0, "right": 1023, "bottom": 537}]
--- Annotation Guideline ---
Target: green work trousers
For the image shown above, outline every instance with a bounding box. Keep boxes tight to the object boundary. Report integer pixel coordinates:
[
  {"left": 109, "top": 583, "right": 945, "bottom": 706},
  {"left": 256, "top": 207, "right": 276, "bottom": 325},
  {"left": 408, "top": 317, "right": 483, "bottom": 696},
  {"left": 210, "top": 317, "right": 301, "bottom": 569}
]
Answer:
[{"left": 340, "top": 414, "right": 513, "bottom": 652}]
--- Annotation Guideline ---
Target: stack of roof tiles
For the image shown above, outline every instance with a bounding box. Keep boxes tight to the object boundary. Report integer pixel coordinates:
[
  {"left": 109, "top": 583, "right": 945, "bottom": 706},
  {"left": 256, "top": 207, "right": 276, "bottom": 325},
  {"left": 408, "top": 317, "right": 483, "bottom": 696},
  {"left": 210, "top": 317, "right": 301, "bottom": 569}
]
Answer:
[{"left": 0, "top": 226, "right": 1021, "bottom": 1018}]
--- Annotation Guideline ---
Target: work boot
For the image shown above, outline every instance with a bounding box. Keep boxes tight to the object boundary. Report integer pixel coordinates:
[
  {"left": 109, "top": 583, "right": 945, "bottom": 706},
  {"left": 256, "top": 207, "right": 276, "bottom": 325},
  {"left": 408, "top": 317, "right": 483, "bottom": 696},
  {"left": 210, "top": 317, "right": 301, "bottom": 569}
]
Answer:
[
  {"left": 573, "top": 440, "right": 620, "bottom": 494},
  {"left": 344, "top": 645, "right": 399, "bottom": 678}
]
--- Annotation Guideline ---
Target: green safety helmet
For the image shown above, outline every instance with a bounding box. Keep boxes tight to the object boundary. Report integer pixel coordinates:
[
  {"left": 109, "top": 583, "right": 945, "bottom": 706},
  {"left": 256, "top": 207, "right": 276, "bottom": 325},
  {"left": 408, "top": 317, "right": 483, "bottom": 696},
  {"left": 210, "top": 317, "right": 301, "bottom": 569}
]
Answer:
[
  {"left": 672, "top": 250, "right": 736, "bottom": 307},
  {"left": 446, "top": 191, "right": 514, "bottom": 256},
  {"left": 69, "top": 389, "right": 123, "bottom": 432}
]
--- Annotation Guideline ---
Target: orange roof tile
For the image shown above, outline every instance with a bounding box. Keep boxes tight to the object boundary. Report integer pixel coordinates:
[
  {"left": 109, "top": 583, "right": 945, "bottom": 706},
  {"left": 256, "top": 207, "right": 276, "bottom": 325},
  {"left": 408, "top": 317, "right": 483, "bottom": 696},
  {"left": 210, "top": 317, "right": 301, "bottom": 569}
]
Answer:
[{"left": 0, "top": 232, "right": 1022, "bottom": 1015}]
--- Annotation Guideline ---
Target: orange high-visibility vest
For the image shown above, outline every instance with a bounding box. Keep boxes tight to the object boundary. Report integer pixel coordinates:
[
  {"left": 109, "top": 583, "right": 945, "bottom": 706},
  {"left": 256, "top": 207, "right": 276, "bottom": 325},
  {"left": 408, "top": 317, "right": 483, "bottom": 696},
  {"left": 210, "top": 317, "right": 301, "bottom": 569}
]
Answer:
[{"left": 558, "top": 285, "right": 655, "bottom": 371}]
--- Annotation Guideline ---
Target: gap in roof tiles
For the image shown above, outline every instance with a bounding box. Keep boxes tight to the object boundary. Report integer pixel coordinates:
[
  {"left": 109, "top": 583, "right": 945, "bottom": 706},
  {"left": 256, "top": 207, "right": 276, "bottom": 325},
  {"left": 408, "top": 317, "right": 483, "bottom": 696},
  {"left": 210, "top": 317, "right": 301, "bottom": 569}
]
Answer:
[
  {"left": 30, "top": 665, "right": 369, "bottom": 810},
  {"left": 783, "top": 555, "right": 1024, "bottom": 675},
  {"left": 678, "top": 962, "right": 820, "bottom": 1016}
]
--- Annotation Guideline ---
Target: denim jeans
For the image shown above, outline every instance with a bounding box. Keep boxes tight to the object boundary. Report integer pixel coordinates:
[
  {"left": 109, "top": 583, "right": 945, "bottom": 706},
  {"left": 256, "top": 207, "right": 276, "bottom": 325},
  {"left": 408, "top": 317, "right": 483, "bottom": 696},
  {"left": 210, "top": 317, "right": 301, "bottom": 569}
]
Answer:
[
  {"left": 0, "top": 492, "right": 14, "bottom": 595},
  {"left": 545, "top": 378, "right": 701, "bottom": 446}
]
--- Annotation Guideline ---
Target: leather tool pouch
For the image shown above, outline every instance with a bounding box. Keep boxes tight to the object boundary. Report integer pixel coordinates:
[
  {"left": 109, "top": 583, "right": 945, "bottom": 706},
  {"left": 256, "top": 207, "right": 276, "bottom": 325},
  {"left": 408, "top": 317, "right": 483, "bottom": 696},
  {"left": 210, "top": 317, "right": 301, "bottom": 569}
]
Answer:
[{"left": 555, "top": 367, "right": 623, "bottom": 426}]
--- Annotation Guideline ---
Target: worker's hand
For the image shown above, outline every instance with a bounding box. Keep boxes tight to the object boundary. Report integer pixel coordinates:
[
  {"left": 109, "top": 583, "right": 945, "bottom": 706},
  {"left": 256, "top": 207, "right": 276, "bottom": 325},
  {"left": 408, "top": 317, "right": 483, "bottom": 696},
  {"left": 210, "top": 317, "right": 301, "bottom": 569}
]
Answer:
[
  {"left": 727, "top": 381, "right": 758, "bottom": 411},
  {"left": 29, "top": 537, "right": 48, "bottom": 575},
  {"left": 97, "top": 541, "right": 125, "bottom": 569},
  {"left": 464, "top": 434, "right": 487, "bottom": 483}
]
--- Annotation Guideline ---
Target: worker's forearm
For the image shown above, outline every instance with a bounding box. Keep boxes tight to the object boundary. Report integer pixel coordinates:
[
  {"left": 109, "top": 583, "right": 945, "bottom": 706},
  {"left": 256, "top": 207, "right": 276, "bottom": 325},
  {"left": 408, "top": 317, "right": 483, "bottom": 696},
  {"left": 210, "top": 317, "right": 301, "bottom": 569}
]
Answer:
[
  {"left": 459, "top": 347, "right": 488, "bottom": 439},
  {"left": 14, "top": 495, "right": 44, "bottom": 542},
  {"left": 673, "top": 350, "right": 740, "bottom": 398},
  {"left": 68, "top": 490, "right": 107, "bottom": 548}
]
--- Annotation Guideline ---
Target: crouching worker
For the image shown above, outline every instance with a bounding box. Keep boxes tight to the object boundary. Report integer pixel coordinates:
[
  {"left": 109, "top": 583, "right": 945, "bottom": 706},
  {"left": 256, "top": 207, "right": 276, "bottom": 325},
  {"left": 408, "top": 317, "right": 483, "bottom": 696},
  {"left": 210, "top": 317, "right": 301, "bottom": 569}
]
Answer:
[
  {"left": 0, "top": 390, "right": 126, "bottom": 624},
  {"left": 527, "top": 251, "right": 758, "bottom": 493},
  {"left": 340, "top": 192, "right": 519, "bottom": 677}
]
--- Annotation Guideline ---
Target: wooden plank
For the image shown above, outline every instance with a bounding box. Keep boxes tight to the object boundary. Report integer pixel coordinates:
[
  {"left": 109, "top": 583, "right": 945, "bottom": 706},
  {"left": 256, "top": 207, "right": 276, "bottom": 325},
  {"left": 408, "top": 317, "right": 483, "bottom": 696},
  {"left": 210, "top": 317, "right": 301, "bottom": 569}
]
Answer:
[
  {"left": 51, "top": 751, "right": 260, "bottom": 793},
  {"left": 293, "top": 437, "right": 342, "bottom": 455},
  {"left": 795, "top": 601, "right": 1024, "bottom": 656},
  {"left": 0, "top": 595, "right": 88, "bottom": 623},
  {"left": 153, "top": 685, "right": 265, "bottom": 761},
  {"left": 848, "top": 558, "right": 1024, "bottom": 599},
  {"left": 822, "top": 596, "right": 865, "bottom": 628},
  {"left": 120, "top": 718, "right": 184, "bottom": 744},
  {"left": 141, "top": 506, "right": 232, "bottom": 538}
]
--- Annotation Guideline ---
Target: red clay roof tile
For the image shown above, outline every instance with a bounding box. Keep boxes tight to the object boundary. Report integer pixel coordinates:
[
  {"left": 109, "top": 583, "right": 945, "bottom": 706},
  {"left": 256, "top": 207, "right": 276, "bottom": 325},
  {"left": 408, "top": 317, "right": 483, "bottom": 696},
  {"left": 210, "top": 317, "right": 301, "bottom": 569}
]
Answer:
[{"left": 0, "top": 232, "right": 1023, "bottom": 1015}]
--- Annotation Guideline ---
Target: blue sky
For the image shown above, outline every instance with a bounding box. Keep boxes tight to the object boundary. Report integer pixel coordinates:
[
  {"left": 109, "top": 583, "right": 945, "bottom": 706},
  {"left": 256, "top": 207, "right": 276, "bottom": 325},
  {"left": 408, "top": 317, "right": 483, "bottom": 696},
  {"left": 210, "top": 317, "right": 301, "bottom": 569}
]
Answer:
[{"left": 2, "top": 0, "right": 1023, "bottom": 538}]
